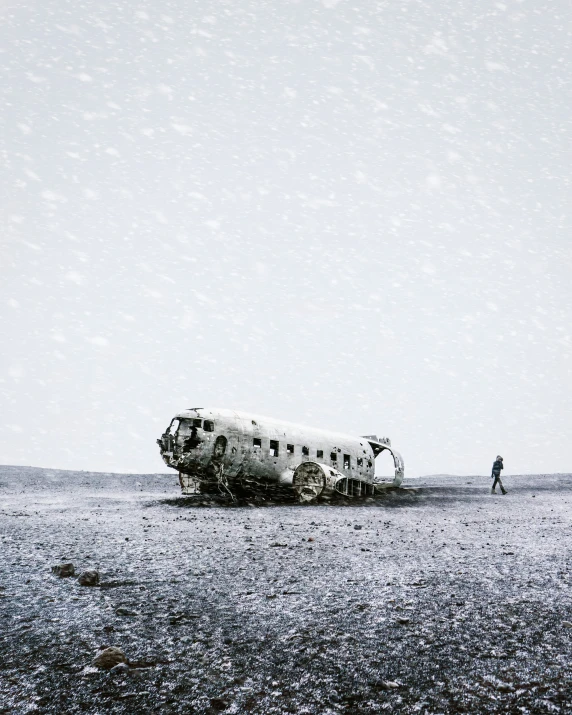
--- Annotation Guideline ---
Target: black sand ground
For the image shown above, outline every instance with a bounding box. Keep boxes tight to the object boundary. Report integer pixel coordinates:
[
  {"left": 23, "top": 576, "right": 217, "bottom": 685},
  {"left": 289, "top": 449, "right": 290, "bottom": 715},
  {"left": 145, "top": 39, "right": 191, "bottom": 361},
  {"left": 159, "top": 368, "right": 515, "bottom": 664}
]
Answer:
[{"left": 1, "top": 466, "right": 571, "bottom": 714}]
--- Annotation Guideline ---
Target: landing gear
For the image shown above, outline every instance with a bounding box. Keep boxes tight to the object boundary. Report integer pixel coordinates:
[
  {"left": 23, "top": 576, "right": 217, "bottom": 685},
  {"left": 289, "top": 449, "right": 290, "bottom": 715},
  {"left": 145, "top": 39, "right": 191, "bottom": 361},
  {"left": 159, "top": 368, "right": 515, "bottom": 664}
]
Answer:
[{"left": 179, "top": 472, "right": 200, "bottom": 495}]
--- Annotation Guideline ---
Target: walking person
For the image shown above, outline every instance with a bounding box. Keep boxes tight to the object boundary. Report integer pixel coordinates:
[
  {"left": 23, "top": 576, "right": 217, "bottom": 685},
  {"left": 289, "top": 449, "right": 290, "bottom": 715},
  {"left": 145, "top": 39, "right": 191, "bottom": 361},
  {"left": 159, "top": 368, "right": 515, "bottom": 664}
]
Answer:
[{"left": 490, "top": 455, "right": 507, "bottom": 494}]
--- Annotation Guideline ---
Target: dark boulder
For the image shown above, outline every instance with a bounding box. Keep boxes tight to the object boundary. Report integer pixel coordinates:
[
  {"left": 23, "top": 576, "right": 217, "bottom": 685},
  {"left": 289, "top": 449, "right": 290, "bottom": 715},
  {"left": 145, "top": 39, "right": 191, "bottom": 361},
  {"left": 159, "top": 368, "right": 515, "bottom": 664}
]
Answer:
[{"left": 92, "top": 647, "right": 127, "bottom": 670}]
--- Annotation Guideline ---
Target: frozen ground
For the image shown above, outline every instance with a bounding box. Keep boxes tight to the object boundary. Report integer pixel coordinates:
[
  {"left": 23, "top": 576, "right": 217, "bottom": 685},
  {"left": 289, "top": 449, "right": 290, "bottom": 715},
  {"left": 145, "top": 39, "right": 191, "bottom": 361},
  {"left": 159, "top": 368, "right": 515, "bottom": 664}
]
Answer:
[{"left": 1, "top": 466, "right": 571, "bottom": 714}]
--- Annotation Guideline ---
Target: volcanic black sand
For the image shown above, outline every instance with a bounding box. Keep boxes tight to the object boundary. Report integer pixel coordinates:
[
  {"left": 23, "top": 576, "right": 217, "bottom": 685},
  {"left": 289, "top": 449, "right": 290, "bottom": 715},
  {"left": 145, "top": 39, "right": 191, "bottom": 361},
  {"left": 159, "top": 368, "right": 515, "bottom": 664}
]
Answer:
[{"left": 1, "top": 466, "right": 571, "bottom": 714}]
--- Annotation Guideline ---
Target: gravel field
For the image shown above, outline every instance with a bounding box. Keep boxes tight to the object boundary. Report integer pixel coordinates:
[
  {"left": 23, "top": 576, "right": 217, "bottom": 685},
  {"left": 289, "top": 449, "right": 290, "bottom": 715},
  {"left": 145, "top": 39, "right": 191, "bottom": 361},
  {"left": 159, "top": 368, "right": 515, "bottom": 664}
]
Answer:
[{"left": 1, "top": 465, "right": 571, "bottom": 714}]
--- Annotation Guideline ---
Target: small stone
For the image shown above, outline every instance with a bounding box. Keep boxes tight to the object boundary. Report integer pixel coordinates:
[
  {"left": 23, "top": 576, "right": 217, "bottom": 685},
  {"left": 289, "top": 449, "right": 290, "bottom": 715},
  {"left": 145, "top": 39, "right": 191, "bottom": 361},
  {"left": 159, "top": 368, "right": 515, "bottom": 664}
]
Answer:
[
  {"left": 92, "top": 647, "right": 127, "bottom": 670},
  {"left": 116, "top": 607, "right": 138, "bottom": 616},
  {"left": 381, "top": 681, "right": 400, "bottom": 689},
  {"left": 110, "top": 662, "right": 130, "bottom": 675},
  {"left": 562, "top": 621, "right": 572, "bottom": 628},
  {"left": 396, "top": 617, "right": 410, "bottom": 625},
  {"left": 354, "top": 525, "right": 362, "bottom": 530},
  {"left": 210, "top": 698, "right": 229, "bottom": 711},
  {"left": 52, "top": 563, "right": 75, "bottom": 578},
  {"left": 496, "top": 682, "right": 514, "bottom": 693},
  {"left": 308, "top": 537, "right": 314, "bottom": 542},
  {"left": 77, "top": 570, "right": 100, "bottom": 587}
]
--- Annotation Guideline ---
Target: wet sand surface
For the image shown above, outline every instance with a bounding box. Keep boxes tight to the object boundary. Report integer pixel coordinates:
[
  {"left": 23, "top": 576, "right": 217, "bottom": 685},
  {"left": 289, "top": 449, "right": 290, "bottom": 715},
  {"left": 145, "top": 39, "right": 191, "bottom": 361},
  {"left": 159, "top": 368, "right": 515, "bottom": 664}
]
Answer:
[{"left": 1, "top": 466, "right": 571, "bottom": 714}]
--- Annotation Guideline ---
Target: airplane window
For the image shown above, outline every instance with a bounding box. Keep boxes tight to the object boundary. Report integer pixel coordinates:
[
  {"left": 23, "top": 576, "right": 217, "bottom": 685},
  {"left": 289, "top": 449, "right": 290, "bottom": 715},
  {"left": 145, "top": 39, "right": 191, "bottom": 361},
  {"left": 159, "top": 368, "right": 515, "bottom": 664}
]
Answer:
[
  {"left": 317, "top": 450, "right": 323, "bottom": 459},
  {"left": 192, "top": 418, "right": 202, "bottom": 428},
  {"left": 253, "top": 438, "right": 262, "bottom": 448},
  {"left": 287, "top": 444, "right": 294, "bottom": 455},
  {"left": 330, "top": 452, "right": 337, "bottom": 462},
  {"left": 269, "top": 440, "right": 279, "bottom": 457},
  {"left": 203, "top": 420, "right": 214, "bottom": 432},
  {"left": 302, "top": 446, "right": 309, "bottom": 456},
  {"left": 343, "top": 455, "right": 350, "bottom": 469}
]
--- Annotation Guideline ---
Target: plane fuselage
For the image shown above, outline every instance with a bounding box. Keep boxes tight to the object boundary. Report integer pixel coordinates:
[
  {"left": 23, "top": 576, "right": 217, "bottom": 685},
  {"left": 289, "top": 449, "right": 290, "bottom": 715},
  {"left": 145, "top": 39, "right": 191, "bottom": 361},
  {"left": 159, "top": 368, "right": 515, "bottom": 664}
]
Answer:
[{"left": 157, "top": 408, "right": 404, "bottom": 501}]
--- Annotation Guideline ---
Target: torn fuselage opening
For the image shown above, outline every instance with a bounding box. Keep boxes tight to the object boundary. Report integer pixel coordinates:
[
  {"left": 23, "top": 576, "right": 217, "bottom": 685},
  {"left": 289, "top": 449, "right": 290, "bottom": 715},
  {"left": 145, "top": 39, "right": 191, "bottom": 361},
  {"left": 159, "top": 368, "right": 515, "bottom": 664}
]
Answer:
[
  {"left": 364, "top": 440, "right": 404, "bottom": 488},
  {"left": 159, "top": 418, "right": 208, "bottom": 472},
  {"left": 156, "top": 418, "right": 179, "bottom": 454},
  {"left": 182, "top": 425, "right": 202, "bottom": 452}
]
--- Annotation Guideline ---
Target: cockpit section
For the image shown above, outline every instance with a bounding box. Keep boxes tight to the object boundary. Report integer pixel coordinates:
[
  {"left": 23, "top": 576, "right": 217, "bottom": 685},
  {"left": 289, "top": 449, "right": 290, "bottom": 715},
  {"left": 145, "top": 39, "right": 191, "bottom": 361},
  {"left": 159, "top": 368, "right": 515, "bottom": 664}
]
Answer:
[{"left": 157, "top": 417, "right": 215, "bottom": 462}]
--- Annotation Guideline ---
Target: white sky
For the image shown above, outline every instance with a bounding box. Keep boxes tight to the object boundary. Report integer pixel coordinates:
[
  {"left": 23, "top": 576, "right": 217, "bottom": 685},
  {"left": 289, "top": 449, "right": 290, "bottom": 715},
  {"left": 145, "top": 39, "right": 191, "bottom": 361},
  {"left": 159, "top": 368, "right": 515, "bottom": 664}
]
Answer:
[{"left": 1, "top": 0, "right": 571, "bottom": 477}]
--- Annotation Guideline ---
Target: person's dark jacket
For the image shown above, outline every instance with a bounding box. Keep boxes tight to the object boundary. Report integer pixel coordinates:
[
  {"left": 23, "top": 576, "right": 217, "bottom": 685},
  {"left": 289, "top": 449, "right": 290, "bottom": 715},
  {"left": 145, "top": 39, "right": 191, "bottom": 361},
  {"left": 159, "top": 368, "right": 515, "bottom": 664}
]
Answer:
[{"left": 491, "top": 459, "right": 503, "bottom": 477}]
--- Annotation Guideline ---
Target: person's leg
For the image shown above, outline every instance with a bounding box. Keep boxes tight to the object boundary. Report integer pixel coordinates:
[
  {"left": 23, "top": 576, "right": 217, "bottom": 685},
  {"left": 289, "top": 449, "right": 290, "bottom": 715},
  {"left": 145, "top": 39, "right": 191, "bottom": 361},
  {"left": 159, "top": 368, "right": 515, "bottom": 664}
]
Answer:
[
  {"left": 491, "top": 476, "right": 498, "bottom": 493},
  {"left": 498, "top": 477, "right": 507, "bottom": 494}
]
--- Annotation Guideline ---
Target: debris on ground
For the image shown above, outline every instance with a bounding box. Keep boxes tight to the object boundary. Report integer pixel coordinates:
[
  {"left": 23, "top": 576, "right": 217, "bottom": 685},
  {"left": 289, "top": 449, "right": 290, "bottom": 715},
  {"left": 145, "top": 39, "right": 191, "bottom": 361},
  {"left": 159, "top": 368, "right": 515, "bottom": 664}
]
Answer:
[
  {"left": 51, "top": 563, "right": 74, "bottom": 578},
  {"left": 92, "top": 647, "right": 127, "bottom": 670},
  {"left": 77, "top": 570, "right": 100, "bottom": 586}
]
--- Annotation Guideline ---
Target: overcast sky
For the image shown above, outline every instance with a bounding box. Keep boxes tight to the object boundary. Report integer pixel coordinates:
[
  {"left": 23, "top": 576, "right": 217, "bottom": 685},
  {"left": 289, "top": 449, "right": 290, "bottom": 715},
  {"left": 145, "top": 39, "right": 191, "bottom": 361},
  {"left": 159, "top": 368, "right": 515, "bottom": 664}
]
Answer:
[{"left": 1, "top": 0, "right": 570, "bottom": 478}]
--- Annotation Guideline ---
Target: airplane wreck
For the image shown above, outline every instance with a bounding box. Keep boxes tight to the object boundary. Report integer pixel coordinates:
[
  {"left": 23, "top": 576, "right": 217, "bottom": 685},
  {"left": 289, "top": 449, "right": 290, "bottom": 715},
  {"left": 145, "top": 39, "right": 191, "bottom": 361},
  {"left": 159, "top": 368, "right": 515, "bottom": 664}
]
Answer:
[{"left": 157, "top": 408, "right": 404, "bottom": 502}]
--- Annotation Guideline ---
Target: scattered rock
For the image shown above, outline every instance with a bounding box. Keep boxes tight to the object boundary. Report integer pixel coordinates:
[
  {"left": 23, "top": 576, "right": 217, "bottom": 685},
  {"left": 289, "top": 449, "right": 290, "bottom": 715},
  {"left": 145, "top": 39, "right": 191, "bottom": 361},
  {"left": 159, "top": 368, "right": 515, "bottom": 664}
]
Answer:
[
  {"left": 354, "top": 525, "right": 362, "bottom": 530},
  {"left": 396, "top": 617, "right": 410, "bottom": 625},
  {"left": 210, "top": 698, "right": 229, "bottom": 711},
  {"left": 562, "top": 621, "right": 572, "bottom": 628},
  {"left": 169, "top": 614, "right": 188, "bottom": 625},
  {"left": 496, "top": 682, "right": 514, "bottom": 693},
  {"left": 380, "top": 681, "right": 400, "bottom": 689},
  {"left": 116, "top": 607, "right": 139, "bottom": 616},
  {"left": 92, "top": 647, "right": 127, "bottom": 670},
  {"left": 77, "top": 570, "right": 100, "bottom": 586},
  {"left": 110, "top": 662, "right": 130, "bottom": 675},
  {"left": 307, "top": 537, "right": 314, "bottom": 542},
  {"left": 52, "top": 563, "right": 75, "bottom": 578}
]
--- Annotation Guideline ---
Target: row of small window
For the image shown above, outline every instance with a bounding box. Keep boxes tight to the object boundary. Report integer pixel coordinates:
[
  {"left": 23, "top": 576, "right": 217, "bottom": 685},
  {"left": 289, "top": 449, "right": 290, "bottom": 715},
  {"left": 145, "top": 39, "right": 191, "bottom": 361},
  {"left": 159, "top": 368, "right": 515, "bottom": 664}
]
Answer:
[
  {"left": 253, "top": 438, "right": 366, "bottom": 468},
  {"left": 187, "top": 418, "right": 214, "bottom": 432}
]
